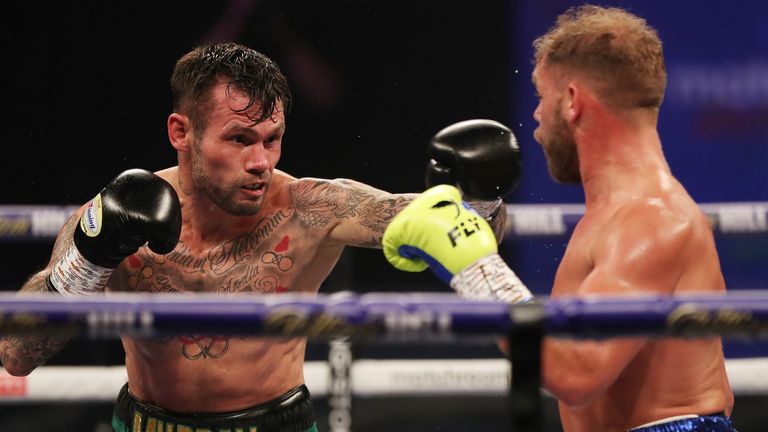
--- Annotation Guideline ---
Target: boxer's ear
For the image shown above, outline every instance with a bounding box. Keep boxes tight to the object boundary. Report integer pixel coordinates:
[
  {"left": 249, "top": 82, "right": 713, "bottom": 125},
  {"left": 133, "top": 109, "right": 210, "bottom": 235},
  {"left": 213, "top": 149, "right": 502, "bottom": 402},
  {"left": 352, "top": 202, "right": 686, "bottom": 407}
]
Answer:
[
  {"left": 564, "top": 82, "right": 582, "bottom": 124},
  {"left": 168, "top": 113, "right": 192, "bottom": 151}
]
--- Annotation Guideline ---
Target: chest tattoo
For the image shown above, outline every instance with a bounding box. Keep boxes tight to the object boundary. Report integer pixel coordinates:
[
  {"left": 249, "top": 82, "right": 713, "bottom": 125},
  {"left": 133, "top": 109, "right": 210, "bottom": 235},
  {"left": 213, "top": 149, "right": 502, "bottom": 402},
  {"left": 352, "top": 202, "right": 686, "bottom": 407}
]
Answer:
[
  {"left": 165, "top": 209, "right": 293, "bottom": 275},
  {"left": 177, "top": 335, "right": 230, "bottom": 360},
  {"left": 123, "top": 210, "right": 299, "bottom": 296}
]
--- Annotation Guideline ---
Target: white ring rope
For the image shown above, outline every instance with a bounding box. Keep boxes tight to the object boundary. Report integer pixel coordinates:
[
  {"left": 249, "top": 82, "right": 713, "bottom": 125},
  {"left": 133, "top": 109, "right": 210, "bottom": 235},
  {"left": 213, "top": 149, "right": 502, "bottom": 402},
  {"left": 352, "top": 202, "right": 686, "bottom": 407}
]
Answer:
[
  {"left": 0, "top": 205, "right": 79, "bottom": 241},
  {"left": 504, "top": 202, "right": 768, "bottom": 236},
  {"left": 0, "top": 357, "right": 764, "bottom": 402}
]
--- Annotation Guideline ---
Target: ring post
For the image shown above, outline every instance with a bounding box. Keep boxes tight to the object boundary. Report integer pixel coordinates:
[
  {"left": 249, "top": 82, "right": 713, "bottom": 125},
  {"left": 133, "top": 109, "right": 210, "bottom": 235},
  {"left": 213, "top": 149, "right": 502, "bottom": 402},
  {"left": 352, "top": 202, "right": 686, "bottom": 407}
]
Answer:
[
  {"left": 328, "top": 337, "right": 353, "bottom": 432},
  {"left": 508, "top": 301, "right": 545, "bottom": 432}
]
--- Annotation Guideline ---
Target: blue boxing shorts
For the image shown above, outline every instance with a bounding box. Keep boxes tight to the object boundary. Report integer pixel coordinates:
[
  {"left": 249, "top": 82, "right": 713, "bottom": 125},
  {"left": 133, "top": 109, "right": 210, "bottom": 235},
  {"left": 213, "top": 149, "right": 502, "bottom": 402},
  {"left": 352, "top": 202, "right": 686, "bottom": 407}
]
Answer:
[
  {"left": 629, "top": 412, "right": 737, "bottom": 432},
  {"left": 111, "top": 383, "right": 317, "bottom": 432}
]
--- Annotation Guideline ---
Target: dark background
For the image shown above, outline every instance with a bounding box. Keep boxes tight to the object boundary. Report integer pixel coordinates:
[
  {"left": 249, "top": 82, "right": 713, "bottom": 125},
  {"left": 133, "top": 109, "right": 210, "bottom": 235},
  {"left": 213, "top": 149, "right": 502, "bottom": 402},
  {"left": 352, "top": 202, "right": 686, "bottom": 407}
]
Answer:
[
  {"left": 0, "top": 0, "right": 512, "bottom": 295},
  {"left": 1, "top": 1, "right": 768, "bottom": 431}
]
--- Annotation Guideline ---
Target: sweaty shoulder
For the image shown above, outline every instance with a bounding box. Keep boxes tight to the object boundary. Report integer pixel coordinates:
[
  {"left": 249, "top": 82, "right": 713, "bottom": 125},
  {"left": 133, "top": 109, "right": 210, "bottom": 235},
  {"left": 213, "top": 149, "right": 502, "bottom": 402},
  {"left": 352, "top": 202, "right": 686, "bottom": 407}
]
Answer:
[
  {"left": 605, "top": 197, "right": 700, "bottom": 255},
  {"left": 590, "top": 197, "right": 707, "bottom": 295},
  {"left": 621, "top": 196, "right": 697, "bottom": 226}
]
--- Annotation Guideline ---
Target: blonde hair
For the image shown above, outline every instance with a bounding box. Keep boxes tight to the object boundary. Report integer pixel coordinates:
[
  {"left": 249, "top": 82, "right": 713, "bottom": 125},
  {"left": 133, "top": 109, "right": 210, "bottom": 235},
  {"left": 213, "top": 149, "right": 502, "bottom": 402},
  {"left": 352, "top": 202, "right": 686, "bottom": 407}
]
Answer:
[{"left": 533, "top": 5, "right": 666, "bottom": 109}]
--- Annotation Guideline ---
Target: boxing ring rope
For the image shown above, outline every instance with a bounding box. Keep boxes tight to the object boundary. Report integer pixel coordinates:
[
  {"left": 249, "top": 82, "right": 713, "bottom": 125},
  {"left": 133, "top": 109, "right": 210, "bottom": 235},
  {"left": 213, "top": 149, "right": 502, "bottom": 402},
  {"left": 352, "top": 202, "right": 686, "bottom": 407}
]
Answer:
[
  {"left": 0, "top": 291, "right": 766, "bottom": 340},
  {"left": 1, "top": 202, "right": 767, "bottom": 242},
  {"left": 0, "top": 205, "right": 80, "bottom": 242},
  {"left": 0, "top": 291, "right": 768, "bottom": 431},
  {"left": 504, "top": 202, "right": 768, "bottom": 236}
]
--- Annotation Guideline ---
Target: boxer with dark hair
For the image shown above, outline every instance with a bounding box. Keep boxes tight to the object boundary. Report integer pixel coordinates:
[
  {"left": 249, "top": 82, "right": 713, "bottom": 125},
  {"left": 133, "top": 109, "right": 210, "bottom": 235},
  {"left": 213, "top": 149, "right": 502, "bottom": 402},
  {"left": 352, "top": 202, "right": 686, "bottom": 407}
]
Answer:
[{"left": 0, "top": 42, "right": 522, "bottom": 432}]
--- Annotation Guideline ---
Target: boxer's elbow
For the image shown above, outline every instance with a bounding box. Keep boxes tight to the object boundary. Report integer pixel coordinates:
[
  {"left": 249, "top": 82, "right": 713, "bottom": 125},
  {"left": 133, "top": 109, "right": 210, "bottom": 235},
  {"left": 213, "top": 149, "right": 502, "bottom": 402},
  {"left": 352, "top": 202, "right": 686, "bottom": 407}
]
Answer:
[
  {"left": 542, "top": 368, "right": 608, "bottom": 408},
  {"left": 546, "top": 382, "right": 601, "bottom": 408},
  {"left": 1, "top": 356, "right": 38, "bottom": 377},
  {"left": 541, "top": 339, "right": 630, "bottom": 408},
  {"left": 0, "top": 342, "right": 44, "bottom": 377}
]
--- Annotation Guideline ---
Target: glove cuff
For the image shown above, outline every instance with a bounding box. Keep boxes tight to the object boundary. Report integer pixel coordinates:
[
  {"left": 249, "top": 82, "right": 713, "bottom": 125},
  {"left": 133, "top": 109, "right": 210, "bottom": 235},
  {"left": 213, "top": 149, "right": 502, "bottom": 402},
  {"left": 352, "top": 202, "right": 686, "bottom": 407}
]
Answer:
[
  {"left": 47, "top": 242, "right": 113, "bottom": 296},
  {"left": 465, "top": 199, "right": 503, "bottom": 221},
  {"left": 449, "top": 254, "right": 533, "bottom": 303}
]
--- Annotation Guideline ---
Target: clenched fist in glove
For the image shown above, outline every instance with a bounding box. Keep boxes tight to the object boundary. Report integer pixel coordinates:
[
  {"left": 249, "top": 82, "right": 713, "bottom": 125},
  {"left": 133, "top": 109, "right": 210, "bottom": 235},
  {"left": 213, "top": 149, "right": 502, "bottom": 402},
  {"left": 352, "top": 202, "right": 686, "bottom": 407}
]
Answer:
[
  {"left": 426, "top": 119, "right": 522, "bottom": 223},
  {"left": 383, "top": 185, "right": 531, "bottom": 303},
  {"left": 47, "top": 169, "right": 182, "bottom": 296}
]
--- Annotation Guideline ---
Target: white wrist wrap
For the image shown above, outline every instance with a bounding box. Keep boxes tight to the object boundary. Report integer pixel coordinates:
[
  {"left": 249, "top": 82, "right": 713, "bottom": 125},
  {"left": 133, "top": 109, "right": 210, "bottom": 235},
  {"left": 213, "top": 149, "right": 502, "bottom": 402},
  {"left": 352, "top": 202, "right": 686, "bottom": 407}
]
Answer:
[
  {"left": 449, "top": 254, "right": 533, "bottom": 304},
  {"left": 48, "top": 243, "right": 112, "bottom": 296},
  {"left": 465, "top": 199, "right": 503, "bottom": 220}
]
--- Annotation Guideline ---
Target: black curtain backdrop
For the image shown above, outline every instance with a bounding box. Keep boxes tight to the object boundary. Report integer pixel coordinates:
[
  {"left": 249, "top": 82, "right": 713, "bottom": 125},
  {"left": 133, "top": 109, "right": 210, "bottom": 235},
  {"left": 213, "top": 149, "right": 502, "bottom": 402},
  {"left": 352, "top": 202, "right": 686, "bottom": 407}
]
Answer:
[{"left": 1, "top": 1, "right": 512, "bottom": 293}]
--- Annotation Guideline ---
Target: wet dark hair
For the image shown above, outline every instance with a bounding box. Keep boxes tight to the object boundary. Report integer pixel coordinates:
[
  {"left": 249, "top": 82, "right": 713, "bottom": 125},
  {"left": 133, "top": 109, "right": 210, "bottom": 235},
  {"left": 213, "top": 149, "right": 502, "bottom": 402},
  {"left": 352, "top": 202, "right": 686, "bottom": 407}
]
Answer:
[{"left": 170, "top": 42, "right": 291, "bottom": 130}]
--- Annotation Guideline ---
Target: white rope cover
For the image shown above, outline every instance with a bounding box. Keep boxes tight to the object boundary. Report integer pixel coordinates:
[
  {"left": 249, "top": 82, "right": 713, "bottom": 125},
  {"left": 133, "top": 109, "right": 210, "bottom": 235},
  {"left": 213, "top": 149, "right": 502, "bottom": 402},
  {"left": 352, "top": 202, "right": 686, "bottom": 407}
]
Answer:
[
  {"left": 2, "top": 202, "right": 767, "bottom": 241},
  {"left": 0, "top": 357, "right": 764, "bottom": 402}
]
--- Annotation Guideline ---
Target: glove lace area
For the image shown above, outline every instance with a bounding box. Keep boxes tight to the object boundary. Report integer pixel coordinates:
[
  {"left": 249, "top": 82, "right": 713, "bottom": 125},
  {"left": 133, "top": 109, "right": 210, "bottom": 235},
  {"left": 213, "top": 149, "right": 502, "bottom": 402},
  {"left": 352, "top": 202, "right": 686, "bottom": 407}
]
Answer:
[
  {"left": 449, "top": 254, "right": 533, "bottom": 304},
  {"left": 464, "top": 199, "right": 502, "bottom": 221}
]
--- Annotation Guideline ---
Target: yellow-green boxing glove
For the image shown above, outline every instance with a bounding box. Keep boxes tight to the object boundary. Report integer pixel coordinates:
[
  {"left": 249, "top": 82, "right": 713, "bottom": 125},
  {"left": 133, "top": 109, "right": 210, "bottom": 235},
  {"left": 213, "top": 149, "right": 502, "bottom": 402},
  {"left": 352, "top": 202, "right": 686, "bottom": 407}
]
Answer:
[{"left": 383, "top": 185, "right": 532, "bottom": 303}]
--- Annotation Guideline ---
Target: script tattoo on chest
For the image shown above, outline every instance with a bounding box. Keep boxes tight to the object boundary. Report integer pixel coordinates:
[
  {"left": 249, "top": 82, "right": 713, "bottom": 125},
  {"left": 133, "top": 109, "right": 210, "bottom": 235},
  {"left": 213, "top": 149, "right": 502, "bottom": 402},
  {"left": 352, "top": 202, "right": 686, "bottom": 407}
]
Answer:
[
  {"left": 124, "top": 209, "right": 296, "bottom": 295},
  {"left": 167, "top": 209, "right": 292, "bottom": 275}
]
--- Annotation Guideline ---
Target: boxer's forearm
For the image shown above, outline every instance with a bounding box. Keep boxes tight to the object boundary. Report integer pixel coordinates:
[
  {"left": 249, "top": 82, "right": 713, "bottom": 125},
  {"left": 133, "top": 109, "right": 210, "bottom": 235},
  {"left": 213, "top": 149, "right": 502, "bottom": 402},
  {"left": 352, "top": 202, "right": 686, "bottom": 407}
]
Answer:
[
  {"left": 489, "top": 202, "right": 508, "bottom": 241},
  {"left": 464, "top": 199, "right": 508, "bottom": 242},
  {"left": 0, "top": 272, "right": 71, "bottom": 376}
]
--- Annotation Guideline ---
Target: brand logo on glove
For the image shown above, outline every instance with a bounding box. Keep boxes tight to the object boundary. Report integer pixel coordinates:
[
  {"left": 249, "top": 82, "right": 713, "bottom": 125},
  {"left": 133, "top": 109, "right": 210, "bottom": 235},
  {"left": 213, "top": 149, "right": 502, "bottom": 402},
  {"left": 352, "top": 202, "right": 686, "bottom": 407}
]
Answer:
[
  {"left": 447, "top": 216, "right": 482, "bottom": 247},
  {"left": 79, "top": 194, "right": 103, "bottom": 237},
  {"left": 431, "top": 199, "right": 483, "bottom": 248},
  {"left": 432, "top": 199, "right": 461, "bottom": 218}
]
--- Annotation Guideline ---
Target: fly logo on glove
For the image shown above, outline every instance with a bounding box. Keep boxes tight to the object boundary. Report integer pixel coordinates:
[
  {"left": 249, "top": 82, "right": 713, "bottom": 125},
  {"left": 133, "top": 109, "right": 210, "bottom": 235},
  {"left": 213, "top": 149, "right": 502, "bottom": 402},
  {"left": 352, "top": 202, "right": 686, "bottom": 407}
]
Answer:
[
  {"left": 383, "top": 185, "right": 532, "bottom": 303},
  {"left": 431, "top": 199, "right": 484, "bottom": 248},
  {"left": 383, "top": 185, "right": 497, "bottom": 282}
]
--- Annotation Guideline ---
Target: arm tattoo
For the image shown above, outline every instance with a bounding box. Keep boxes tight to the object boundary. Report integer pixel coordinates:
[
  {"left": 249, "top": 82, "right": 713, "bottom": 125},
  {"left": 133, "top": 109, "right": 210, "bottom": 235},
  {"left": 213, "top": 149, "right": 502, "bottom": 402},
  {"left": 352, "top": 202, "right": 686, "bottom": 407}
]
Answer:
[
  {"left": 0, "top": 272, "right": 72, "bottom": 374},
  {"left": 290, "top": 179, "right": 372, "bottom": 228},
  {"left": 290, "top": 178, "right": 415, "bottom": 242},
  {"left": 0, "top": 214, "right": 80, "bottom": 374}
]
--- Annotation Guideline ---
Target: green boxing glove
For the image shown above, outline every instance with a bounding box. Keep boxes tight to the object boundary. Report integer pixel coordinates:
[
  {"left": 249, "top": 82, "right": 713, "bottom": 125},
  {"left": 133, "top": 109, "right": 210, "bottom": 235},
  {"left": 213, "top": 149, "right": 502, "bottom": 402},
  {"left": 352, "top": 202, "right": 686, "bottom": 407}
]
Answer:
[{"left": 383, "top": 185, "right": 532, "bottom": 303}]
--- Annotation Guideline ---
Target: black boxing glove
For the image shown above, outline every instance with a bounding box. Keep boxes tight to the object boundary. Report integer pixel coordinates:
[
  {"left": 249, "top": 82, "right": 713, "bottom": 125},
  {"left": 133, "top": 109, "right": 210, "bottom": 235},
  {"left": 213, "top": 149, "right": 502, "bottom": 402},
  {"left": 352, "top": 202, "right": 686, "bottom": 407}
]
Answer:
[
  {"left": 426, "top": 119, "right": 522, "bottom": 220},
  {"left": 47, "top": 169, "right": 182, "bottom": 296}
]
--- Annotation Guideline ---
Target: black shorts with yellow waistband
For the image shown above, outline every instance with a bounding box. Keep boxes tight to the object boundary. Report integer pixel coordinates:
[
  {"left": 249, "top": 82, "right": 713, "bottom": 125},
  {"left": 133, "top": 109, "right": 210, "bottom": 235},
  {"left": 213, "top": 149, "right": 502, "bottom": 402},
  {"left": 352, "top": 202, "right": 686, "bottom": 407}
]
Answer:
[
  {"left": 629, "top": 412, "right": 737, "bottom": 432},
  {"left": 111, "top": 383, "right": 317, "bottom": 432}
]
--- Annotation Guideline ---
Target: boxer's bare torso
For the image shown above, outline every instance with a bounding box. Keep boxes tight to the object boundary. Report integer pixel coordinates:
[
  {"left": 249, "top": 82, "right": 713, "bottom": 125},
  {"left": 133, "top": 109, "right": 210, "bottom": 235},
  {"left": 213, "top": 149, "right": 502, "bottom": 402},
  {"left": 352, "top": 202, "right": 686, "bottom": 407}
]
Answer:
[
  {"left": 543, "top": 171, "right": 733, "bottom": 432},
  {"left": 106, "top": 168, "right": 413, "bottom": 412}
]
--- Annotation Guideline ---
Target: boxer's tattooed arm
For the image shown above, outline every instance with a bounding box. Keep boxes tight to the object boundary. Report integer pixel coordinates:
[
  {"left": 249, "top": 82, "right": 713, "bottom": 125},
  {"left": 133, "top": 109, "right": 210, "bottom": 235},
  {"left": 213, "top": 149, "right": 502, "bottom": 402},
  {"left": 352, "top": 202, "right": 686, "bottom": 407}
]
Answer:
[
  {"left": 290, "top": 179, "right": 416, "bottom": 247},
  {"left": 454, "top": 199, "right": 507, "bottom": 241},
  {"left": 0, "top": 333, "right": 69, "bottom": 375},
  {"left": 0, "top": 218, "right": 78, "bottom": 374}
]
